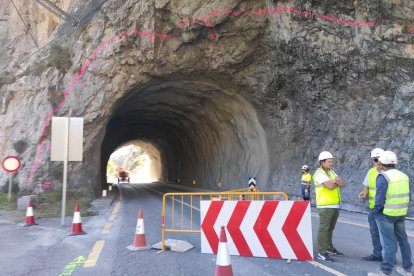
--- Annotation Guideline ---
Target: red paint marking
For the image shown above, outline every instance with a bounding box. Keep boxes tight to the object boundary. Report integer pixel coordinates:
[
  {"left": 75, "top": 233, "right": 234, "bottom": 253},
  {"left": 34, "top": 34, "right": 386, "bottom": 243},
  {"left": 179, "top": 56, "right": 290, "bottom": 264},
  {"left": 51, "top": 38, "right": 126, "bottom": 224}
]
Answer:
[
  {"left": 177, "top": 6, "right": 375, "bottom": 29},
  {"left": 209, "top": 33, "right": 216, "bottom": 40},
  {"left": 146, "top": 36, "right": 155, "bottom": 43},
  {"left": 26, "top": 30, "right": 169, "bottom": 186},
  {"left": 201, "top": 201, "right": 224, "bottom": 254},
  {"left": 227, "top": 201, "right": 253, "bottom": 256},
  {"left": 410, "top": 28, "right": 414, "bottom": 33},
  {"left": 282, "top": 201, "right": 312, "bottom": 260},
  {"left": 204, "top": 21, "right": 213, "bottom": 28},
  {"left": 253, "top": 201, "right": 281, "bottom": 258},
  {"left": 217, "top": 41, "right": 222, "bottom": 46}
]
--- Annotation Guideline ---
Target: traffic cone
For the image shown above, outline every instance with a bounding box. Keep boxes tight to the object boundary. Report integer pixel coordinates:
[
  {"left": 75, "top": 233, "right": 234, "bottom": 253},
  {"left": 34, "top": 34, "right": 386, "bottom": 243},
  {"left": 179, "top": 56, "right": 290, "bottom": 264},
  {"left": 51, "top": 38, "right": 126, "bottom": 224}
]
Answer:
[
  {"left": 215, "top": 226, "right": 233, "bottom": 276},
  {"left": 68, "top": 203, "right": 86, "bottom": 236},
  {"left": 23, "top": 200, "right": 37, "bottom": 226},
  {"left": 127, "top": 209, "right": 150, "bottom": 251}
]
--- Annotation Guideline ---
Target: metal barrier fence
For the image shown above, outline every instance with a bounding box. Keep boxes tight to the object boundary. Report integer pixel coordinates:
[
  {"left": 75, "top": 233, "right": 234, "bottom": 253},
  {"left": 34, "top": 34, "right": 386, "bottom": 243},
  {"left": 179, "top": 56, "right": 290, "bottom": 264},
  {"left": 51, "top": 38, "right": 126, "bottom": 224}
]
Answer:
[{"left": 161, "top": 191, "right": 289, "bottom": 251}]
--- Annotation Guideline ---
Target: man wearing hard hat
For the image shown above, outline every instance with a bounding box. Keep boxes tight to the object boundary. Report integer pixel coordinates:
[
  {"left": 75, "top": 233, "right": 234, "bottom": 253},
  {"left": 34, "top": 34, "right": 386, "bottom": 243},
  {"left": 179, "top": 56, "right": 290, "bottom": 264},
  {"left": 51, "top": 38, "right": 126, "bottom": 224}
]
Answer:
[
  {"left": 368, "top": 151, "right": 412, "bottom": 276},
  {"left": 301, "top": 165, "right": 312, "bottom": 201},
  {"left": 313, "top": 151, "right": 345, "bottom": 262},
  {"left": 358, "top": 148, "right": 384, "bottom": 262}
]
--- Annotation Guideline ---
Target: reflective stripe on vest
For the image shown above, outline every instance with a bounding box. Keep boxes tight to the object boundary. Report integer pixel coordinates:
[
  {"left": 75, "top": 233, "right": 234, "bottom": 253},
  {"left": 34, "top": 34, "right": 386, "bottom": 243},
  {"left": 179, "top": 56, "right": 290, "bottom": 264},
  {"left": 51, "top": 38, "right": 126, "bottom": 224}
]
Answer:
[
  {"left": 367, "top": 167, "right": 379, "bottom": 209},
  {"left": 313, "top": 168, "right": 341, "bottom": 207},
  {"left": 381, "top": 169, "right": 410, "bottom": 217},
  {"left": 301, "top": 173, "right": 312, "bottom": 185}
]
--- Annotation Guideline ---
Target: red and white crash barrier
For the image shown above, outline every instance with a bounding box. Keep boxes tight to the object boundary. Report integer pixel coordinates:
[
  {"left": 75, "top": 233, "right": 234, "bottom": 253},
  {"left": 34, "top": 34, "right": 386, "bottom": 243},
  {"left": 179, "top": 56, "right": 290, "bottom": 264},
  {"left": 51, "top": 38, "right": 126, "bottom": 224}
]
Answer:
[{"left": 201, "top": 200, "right": 313, "bottom": 260}]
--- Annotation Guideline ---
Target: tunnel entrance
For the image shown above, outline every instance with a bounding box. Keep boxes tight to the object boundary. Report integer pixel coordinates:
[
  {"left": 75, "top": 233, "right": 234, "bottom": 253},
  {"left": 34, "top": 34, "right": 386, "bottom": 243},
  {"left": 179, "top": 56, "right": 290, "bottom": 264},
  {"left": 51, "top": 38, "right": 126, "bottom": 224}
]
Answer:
[
  {"left": 106, "top": 142, "right": 161, "bottom": 184},
  {"left": 100, "top": 78, "right": 270, "bottom": 190}
]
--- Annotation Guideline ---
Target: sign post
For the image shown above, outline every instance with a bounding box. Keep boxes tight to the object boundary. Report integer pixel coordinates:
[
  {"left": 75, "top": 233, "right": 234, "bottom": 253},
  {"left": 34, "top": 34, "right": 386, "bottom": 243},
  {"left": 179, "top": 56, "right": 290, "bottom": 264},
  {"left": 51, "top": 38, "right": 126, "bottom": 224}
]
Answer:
[
  {"left": 2, "top": 156, "right": 21, "bottom": 202},
  {"left": 51, "top": 117, "right": 83, "bottom": 226}
]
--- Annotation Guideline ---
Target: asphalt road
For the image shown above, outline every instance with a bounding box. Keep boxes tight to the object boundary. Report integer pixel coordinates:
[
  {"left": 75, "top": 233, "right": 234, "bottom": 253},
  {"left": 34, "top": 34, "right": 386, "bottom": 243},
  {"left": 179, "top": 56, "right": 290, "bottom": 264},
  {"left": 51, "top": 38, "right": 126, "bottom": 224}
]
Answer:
[{"left": 0, "top": 182, "right": 413, "bottom": 276}]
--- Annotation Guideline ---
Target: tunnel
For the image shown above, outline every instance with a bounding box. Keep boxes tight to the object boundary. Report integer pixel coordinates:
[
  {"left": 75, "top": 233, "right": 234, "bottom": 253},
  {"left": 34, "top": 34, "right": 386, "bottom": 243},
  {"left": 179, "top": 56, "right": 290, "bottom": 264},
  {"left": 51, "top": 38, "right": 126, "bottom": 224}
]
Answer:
[{"left": 100, "top": 77, "right": 270, "bottom": 190}]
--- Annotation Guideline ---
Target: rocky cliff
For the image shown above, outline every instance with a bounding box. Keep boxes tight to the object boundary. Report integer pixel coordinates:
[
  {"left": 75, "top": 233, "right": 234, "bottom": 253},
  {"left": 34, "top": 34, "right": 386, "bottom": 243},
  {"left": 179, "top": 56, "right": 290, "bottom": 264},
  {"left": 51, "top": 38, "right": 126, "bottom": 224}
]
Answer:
[{"left": 0, "top": 0, "right": 413, "bottom": 212}]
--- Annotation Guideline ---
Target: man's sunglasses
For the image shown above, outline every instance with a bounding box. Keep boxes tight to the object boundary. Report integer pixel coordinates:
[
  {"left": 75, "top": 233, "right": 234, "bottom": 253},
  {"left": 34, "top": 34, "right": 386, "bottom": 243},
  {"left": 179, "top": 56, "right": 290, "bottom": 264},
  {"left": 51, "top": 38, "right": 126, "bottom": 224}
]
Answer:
[{"left": 372, "top": 158, "right": 379, "bottom": 162}]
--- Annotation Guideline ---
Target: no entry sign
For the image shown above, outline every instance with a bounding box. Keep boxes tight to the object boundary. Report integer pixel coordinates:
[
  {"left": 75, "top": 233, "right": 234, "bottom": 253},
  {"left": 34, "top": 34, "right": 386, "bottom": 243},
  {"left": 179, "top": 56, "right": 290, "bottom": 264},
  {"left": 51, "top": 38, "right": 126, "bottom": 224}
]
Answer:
[{"left": 2, "top": 156, "right": 21, "bottom": 173}]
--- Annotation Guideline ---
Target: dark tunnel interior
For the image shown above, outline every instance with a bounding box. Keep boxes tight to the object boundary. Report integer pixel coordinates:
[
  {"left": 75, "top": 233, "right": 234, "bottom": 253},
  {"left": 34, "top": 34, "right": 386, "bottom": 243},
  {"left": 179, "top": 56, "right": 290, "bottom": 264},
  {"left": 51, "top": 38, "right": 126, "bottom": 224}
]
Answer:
[{"left": 100, "top": 78, "right": 270, "bottom": 190}]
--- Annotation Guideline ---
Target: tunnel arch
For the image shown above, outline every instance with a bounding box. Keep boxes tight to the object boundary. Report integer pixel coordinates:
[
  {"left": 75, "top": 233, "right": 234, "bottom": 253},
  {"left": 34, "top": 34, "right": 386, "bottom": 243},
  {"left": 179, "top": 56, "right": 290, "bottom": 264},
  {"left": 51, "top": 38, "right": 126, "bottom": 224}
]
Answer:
[{"left": 100, "top": 77, "right": 270, "bottom": 190}]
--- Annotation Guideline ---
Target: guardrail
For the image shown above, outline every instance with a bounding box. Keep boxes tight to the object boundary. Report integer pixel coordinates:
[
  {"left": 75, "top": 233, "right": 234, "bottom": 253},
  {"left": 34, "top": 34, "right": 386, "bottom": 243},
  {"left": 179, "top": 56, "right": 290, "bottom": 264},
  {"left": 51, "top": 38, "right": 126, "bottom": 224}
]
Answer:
[{"left": 161, "top": 191, "right": 288, "bottom": 251}]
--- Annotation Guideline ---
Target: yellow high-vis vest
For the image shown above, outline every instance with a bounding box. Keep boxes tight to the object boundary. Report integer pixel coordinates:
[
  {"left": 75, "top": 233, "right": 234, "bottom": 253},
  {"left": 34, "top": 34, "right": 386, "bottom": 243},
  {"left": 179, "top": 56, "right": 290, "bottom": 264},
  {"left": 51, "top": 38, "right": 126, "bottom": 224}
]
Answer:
[
  {"left": 381, "top": 169, "right": 410, "bottom": 217},
  {"left": 368, "top": 167, "right": 379, "bottom": 209},
  {"left": 313, "top": 168, "right": 341, "bottom": 207},
  {"left": 301, "top": 172, "right": 312, "bottom": 185}
]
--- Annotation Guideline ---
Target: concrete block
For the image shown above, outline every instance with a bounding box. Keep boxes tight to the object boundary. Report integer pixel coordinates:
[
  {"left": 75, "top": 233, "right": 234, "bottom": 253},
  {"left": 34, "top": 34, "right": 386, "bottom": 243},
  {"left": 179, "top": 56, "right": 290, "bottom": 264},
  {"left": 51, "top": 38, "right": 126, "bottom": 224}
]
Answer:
[
  {"left": 17, "top": 195, "right": 37, "bottom": 210},
  {"left": 152, "top": 239, "right": 194, "bottom": 252}
]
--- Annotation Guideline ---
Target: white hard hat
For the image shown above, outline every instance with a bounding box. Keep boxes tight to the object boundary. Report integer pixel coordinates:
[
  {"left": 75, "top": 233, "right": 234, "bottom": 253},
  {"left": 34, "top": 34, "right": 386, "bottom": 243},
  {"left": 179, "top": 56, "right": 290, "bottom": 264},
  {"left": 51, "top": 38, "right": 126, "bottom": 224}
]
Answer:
[
  {"left": 371, "top": 148, "right": 384, "bottom": 158},
  {"left": 378, "top": 151, "right": 397, "bottom": 165},
  {"left": 318, "top": 151, "right": 334, "bottom": 161},
  {"left": 301, "top": 165, "right": 309, "bottom": 170}
]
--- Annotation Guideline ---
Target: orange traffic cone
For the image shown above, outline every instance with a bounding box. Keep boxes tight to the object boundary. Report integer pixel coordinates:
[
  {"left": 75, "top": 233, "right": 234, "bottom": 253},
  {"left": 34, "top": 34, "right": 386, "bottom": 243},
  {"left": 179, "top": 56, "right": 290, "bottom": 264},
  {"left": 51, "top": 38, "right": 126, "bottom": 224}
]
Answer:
[
  {"left": 68, "top": 203, "right": 86, "bottom": 236},
  {"left": 215, "top": 226, "right": 233, "bottom": 276},
  {"left": 23, "top": 200, "right": 37, "bottom": 226},
  {"left": 127, "top": 209, "right": 150, "bottom": 251}
]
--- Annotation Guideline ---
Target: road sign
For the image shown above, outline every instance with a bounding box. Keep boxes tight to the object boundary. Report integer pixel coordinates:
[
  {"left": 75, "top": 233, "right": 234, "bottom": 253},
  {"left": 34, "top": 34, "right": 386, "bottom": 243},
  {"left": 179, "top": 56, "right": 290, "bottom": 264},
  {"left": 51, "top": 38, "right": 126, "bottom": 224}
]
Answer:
[
  {"left": 248, "top": 177, "right": 256, "bottom": 187},
  {"left": 201, "top": 200, "right": 313, "bottom": 260},
  {"left": 51, "top": 117, "right": 83, "bottom": 161},
  {"left": 2, "top": 156, "right": 21, "bottom": 202},
  {"left": 2, "top": 156, "right": 21, "bottom": 173},
  {"left": 50, "top": 116, "right": 84, "bottom": 226}
]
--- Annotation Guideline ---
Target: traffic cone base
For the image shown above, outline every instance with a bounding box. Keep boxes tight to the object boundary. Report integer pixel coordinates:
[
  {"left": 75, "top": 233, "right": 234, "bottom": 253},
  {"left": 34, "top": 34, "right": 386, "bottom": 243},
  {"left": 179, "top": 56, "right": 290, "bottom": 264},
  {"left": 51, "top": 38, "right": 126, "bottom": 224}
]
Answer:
[
  {"left": 69, "top": 203, "right": 86, "bottom": 236},
  {"left": 215, "top": 265, "right": 233, "bottom": 276},
  {"left": 22, "top": 200, "right": 37, "bottom": 227},
  {"left": 127, "top": 209, "right": 150, "bottom": 251},
  {"left": 127, "top": 244, "right": 151, "bottom": 251}
]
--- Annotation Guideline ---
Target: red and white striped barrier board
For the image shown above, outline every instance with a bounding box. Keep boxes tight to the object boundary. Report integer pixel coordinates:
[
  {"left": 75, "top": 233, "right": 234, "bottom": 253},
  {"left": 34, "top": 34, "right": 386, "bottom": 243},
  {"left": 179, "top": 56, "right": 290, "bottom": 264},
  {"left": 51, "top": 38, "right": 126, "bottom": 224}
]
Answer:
[{"left": 201, "top": 200, "right": 313, "bottom": 260}]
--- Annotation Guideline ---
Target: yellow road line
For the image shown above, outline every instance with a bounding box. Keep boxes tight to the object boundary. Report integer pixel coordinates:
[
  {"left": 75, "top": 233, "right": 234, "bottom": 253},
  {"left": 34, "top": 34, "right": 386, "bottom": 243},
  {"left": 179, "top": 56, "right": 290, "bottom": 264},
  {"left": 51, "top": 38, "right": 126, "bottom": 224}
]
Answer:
[
  {"left": 312, "top": 213, "right": 414, "bottom": 238},
  {"left": 84, "top": 240, "right": 105, "bottom": 268},
  {"left": 307, "top": 261, "right": 347, "bottom": 276},
  {"left": 109, "top": 202, "right": 120, "bottom": 222},
  {"left": 337, "top": 218, "right": 369, "bottom": 229},
  {"left": 102, "top": 223, "right": 112, "bottom": 234}
]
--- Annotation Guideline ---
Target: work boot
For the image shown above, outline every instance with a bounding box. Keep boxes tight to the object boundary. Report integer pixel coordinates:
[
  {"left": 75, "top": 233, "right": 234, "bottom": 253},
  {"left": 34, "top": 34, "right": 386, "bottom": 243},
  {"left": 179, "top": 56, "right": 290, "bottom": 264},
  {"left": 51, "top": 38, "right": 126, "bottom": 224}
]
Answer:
[
  {"left": 396, "top": 266, "right": 413, "bottom": 276},
  {"left": 367, "top": 268, "right": 390, "bottom": 276},
  {"left": 327, "top": 248, "right": 344, "bottom": 256},
  {"left": 317, "top": 252, "right": 334, "bottom": 262},
  {"left": 363, "top": 255, "right": 383, "bottom": 262}
]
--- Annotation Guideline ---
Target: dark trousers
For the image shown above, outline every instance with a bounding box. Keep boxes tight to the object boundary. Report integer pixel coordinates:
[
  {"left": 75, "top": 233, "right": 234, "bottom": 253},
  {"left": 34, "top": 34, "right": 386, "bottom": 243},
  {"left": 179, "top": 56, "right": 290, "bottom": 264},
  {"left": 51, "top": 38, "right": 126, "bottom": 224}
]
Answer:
[
  {"left": 368, "top": 209, "right": 382, "bottom": 257},
  {"left": 376, "top": 213, "right": 412, "bottom": 274},
  {"left": 317, "top": 208, "right": 339, "bottom": 253},
  {"left": 301, "top": 185, "right": 310, "bottom": 200}
]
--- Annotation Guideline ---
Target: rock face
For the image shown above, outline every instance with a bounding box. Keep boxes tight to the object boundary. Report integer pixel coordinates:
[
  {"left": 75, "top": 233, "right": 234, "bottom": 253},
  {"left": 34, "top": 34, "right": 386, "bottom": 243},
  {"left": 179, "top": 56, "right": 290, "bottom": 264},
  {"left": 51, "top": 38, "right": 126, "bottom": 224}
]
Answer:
[{"left": 0, "top": 0, "right": 413, "bottom": 213}]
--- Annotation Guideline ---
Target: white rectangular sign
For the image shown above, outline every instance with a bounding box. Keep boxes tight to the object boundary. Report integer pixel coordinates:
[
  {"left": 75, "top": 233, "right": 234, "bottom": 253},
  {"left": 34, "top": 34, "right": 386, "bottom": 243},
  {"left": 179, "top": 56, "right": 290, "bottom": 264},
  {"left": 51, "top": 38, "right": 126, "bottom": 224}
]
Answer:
[{"left": 51, "top": 117, "right": 83, "bottom": 161}]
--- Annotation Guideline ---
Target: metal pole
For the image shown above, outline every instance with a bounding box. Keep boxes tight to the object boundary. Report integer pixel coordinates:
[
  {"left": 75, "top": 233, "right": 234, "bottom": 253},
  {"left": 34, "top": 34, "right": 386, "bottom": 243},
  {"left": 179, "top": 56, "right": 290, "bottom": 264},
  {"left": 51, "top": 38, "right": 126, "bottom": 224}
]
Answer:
[
  {"left": 60, "top": 116, "right": 70, "bottom": 226},
  {"left": 8, "top": 174, "right": 12, "bottom": 202}
]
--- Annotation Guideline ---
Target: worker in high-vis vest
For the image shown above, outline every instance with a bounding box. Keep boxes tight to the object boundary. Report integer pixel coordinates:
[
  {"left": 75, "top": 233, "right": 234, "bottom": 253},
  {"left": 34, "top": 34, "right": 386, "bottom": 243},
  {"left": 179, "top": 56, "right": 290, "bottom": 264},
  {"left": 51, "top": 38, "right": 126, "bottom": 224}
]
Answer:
[
  {"left": 313, "top": 151, "right": 345, "bottom": 262},
  {"left": 358, "top": 148, "right": 384, "bottom": 262},
  {"left": 301, "top": 165, "right": 312, "bottom": 200},
  {"left": 368, "top": 151, "right": 412, "bottom": 276}
]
